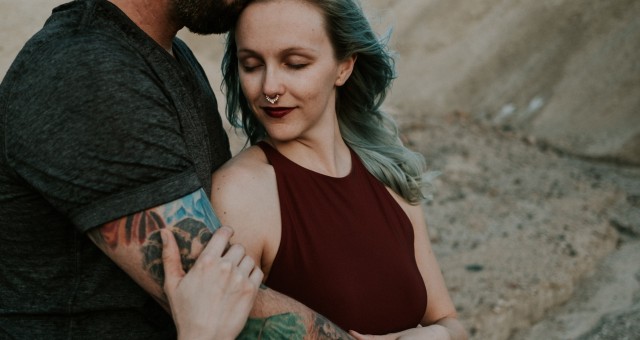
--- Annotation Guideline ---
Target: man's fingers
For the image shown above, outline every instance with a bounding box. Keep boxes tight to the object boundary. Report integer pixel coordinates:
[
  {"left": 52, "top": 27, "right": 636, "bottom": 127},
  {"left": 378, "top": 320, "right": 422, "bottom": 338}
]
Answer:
[{"left": 161, "top": 229, "right": 184, "bottom": 291}]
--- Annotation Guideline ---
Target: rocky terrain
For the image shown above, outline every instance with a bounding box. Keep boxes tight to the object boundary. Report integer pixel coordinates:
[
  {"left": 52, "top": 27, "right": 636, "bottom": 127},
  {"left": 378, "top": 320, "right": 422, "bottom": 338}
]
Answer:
[
  {"left": 1, "top": 0, "right": 638, "bottom": 339},
  {"left": 399, "top": 111, "right": 639, "bottom": 339}
]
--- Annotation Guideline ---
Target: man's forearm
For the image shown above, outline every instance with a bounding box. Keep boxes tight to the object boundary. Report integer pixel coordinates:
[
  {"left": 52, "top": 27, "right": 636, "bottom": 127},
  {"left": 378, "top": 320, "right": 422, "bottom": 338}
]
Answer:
[{"left": 239, "top": 285, "right": 352, "bottom": 339}]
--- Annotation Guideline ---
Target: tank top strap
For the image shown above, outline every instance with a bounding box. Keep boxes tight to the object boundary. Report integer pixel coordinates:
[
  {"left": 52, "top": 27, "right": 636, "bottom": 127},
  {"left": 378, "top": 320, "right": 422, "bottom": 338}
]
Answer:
[{"left": 257, "top": 141, "right": 280, "bottom": 165}]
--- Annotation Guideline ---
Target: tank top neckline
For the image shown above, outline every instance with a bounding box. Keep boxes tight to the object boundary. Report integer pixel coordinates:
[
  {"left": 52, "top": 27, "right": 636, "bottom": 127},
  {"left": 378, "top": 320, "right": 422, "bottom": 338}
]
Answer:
[{"left": 257, "top": 141, "right": 356, "bottom": 181}]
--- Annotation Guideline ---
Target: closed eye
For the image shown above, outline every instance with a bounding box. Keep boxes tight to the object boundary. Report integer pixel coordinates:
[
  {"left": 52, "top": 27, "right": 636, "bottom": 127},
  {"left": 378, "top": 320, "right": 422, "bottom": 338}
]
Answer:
[
  {"left": 287, "top": 63, "right": 308, "bottom": 70},
  {"left": 241, "top": 64, "right": 263, "bottom": 72}
]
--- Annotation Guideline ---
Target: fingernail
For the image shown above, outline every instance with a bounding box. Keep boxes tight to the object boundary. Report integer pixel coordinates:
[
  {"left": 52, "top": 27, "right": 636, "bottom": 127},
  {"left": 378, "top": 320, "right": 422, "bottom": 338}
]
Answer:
[{"left": 220, "top": 226, "right": 234, "bottom": 235}]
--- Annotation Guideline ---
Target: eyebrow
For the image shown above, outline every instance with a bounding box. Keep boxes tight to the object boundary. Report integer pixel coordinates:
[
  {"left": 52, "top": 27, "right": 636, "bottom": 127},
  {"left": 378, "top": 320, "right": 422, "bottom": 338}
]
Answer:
[{"left": 237, "top": 46, "right": 319, "bottom": 58}]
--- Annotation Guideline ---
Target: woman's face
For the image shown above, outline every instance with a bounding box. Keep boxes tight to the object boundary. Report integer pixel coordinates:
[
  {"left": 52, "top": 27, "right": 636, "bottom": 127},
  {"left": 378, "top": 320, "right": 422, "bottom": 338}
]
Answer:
[{"left": 235, "top": 0, "right": 354, "bottom": 143}]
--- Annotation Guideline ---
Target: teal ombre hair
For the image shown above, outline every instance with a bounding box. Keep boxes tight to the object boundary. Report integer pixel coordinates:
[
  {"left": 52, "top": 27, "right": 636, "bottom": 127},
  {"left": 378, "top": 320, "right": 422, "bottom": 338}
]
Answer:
[{"left": 222, "top": 0, "right": 426, "bottom": 204}]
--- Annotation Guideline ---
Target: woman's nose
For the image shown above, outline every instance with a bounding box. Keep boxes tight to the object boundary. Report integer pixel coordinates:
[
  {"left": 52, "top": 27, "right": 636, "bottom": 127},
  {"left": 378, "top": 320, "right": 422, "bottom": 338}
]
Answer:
[{"left": 262, "top": 66, "right": 284, "bottom": 98}]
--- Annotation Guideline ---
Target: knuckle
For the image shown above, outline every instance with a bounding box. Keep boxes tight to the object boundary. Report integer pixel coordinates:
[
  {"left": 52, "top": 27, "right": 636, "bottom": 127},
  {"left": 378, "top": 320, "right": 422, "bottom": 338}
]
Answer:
[
  {"left": 198, "top": 255, "right": 216, "bottom": 268},
  {"left": 241, "top": 280, "right": 256, "bottom": 294},
  {"left": 215, "top": 226, "right": 233, "bottom": 240},
  {"left": 243, "top": 255, "right": 255, "bottom": 268},
  {"left": 218, "top": 260, "right": 233, "bottom": 274},
  {"left": 230, "top": 243, "right": 245, "bottom": 254}
]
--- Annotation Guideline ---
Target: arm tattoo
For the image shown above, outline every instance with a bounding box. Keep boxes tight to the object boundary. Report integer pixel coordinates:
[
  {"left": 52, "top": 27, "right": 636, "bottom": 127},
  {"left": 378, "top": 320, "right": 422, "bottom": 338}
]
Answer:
[
  {"left": 239, "top": 314, "right": 307, "bottom": 339},
  {"left": 239, "top": 289, "right": 351, "bottom": 340},
  {"left": 92, "top": 189, "right": 352, "bottom": 338},
  {"left": 94, "top": 189, "right": 220, "bottom": 285},
  {"left": 312, "top": 314, "right": 353, "bottom": 339},
  {"left": 140, "top": 217, "right": 213, "bottom": 285},
  {"left": 239, "top": 313, "right": 352, "bottom": 339},
  {"left": 98, "top": 210, "right": 166, "bottom": 249}
]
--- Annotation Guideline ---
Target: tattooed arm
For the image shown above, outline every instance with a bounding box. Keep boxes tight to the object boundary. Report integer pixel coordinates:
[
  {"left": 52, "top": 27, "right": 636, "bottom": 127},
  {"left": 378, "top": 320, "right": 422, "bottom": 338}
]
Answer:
[{"left": 87, "top": 188, "right": 351, "bottom": 339}]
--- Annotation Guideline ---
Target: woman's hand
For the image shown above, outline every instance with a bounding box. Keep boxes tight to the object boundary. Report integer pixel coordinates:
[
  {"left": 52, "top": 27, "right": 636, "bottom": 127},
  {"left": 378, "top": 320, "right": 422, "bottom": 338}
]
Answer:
[
  {"left": 349, "top": 324, "right": 451, "bottom": 340},
  {"left": 161, "top": 227, "right": 264, "bottom": 340}
]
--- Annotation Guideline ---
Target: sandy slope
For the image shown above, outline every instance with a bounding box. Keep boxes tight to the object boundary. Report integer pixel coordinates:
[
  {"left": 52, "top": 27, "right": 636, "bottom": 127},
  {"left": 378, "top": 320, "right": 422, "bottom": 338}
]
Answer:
[
  {"left": 366, "top": 0, "right": 640, "bottom": 166},
  {"left": 1, "top": 1, "right": 639, "bottom": 339}
]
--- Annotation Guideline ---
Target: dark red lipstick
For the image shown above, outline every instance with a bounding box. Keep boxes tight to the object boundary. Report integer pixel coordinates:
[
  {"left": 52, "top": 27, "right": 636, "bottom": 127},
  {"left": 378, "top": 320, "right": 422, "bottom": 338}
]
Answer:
[{"left": 263, "top": 107, "right": 294, "bottom": 119}]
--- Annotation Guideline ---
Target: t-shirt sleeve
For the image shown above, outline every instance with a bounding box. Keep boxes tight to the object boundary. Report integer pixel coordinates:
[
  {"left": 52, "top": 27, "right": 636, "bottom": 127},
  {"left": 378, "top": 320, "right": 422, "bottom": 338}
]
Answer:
[{"left": 4, "top": 33, "right": 201, "bottom": 231}]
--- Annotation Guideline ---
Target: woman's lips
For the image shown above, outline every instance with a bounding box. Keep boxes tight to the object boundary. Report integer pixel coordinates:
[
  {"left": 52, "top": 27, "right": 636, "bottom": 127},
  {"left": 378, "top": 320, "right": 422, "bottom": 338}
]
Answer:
[{"left": 263, "top": 107, "right": 294, "bottom": 119}]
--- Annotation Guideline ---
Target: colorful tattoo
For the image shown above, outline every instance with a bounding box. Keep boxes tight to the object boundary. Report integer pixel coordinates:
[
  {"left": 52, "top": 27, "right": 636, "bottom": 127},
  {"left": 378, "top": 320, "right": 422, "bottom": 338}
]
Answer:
[
  {"left": 238, "top": 313, "right": 352, "bottom": 339},
  {"left": 95, "top": 189, "right": 220, "bottom": 284},
  {"left": 312, "top": 314, "right": 353, "bottom": 339},
  {"left": 238, "top": 314, "right": 307, "bottom": 339},
  {"left": 141, "top": 217, "right": 212, "bottom": 285},
  {"left": 161, "top": 189, "right": 221, "bottom": 230},
  {"left": 92, "top": 189, "right": 352, "bottom": 338},
  {"left": 99, "top": 210, "right": 166, "bottom": 249}
]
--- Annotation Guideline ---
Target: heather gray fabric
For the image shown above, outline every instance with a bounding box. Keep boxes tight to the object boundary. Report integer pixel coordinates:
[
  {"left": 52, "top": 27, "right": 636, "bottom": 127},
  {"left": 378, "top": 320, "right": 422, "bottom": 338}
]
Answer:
[{"left": 0, "top": 0, "right": 231, "bottom": 338}]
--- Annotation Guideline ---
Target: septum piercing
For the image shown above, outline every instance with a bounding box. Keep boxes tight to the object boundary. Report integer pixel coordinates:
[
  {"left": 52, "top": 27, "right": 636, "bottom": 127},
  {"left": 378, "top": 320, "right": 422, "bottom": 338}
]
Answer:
[{"left": 265, "top": 94, "right": 279, "bottom": 104}]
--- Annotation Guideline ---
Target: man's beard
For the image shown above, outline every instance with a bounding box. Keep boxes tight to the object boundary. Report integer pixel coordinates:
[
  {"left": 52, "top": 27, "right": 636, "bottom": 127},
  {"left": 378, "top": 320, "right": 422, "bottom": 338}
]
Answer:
[{"left": 171, "top": 0, "right": 249, "bottom": 34}]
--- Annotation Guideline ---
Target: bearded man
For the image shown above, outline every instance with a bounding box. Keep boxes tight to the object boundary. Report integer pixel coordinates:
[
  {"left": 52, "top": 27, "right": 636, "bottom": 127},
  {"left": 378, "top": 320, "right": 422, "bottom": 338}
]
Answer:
[{"left": 0, "top": 0, "right": 350, "bottom": 338}]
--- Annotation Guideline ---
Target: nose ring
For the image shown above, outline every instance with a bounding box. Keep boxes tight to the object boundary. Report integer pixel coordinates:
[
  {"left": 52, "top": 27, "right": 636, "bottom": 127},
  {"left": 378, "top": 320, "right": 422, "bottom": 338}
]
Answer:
[{"left": 265, "top": 94, "right": 279, "bottom": 104}]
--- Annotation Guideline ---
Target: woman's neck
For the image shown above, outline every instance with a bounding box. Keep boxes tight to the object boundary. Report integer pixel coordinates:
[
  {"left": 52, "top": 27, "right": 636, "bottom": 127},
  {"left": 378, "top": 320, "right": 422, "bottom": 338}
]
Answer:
[{"left": 267, "top": 132, "right": 351, "bottom": 178}]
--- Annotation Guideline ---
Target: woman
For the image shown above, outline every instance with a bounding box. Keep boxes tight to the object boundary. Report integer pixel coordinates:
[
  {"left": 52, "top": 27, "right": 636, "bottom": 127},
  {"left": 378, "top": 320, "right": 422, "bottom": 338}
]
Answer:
[{"left": 213, "top": 0, "right": 467, "bottom": 338}]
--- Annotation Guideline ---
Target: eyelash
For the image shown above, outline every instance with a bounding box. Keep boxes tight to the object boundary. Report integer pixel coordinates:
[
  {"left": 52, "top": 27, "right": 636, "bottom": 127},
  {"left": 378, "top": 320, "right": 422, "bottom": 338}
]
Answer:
[
  {"left": 240, "top": 63, "right": 308, "bottom": 73},
  {"left": 241, "top": 64, "right": 262, "bottom": 73},
  {"left": 287, "top": 63, "right": 308, "bottom": 70}
]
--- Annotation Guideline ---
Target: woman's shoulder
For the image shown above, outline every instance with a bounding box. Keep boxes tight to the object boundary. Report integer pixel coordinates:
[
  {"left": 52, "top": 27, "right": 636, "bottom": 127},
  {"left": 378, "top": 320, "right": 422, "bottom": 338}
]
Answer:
[
  {"left": 215, "top": 145, "right": 271, "bottom": 178},
  {"left": 212, "top": 145, "right": 275, "bottom": 196}
]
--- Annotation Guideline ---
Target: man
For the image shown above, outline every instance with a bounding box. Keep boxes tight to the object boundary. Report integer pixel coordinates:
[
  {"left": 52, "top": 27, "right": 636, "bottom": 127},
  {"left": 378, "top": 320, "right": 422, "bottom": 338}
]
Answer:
[{"left": 0, "top": 0, "right": 350, "bottom": 338}]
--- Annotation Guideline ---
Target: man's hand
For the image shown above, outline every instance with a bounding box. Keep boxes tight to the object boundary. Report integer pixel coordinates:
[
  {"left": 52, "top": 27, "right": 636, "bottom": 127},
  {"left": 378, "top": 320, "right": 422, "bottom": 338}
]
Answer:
[{"left": 161, "top": 227, "right": 263, "bottom": 340}]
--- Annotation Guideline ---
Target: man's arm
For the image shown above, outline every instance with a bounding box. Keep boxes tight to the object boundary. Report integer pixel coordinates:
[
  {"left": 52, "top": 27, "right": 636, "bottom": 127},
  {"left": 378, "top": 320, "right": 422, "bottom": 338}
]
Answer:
[
  {"left": 241, "top": 285, "right": 352, "bottom": 339},
  {"left": 87, "top": 188, "right": 351, "bottom": 339}
]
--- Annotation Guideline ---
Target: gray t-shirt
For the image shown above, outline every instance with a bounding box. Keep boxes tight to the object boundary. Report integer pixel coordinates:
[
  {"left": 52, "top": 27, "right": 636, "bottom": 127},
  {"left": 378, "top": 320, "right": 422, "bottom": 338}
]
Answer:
[{"left": 0, "top": 0, "right": 231, "bottom": 338}]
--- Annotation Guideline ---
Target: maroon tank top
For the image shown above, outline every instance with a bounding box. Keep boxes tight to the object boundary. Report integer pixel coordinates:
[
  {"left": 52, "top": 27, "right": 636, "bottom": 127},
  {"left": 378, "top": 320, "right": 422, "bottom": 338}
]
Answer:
[{"left": 259, "top": 142, "right": 427, "bottom": 334}]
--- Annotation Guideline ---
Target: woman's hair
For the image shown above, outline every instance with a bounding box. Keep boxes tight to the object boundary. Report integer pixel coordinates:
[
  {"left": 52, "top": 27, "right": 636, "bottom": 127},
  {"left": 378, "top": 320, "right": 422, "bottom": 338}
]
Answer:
[{"left": 222, "top": 0, "right": 426, "bottom": 204}]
